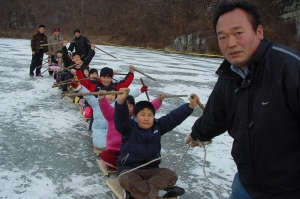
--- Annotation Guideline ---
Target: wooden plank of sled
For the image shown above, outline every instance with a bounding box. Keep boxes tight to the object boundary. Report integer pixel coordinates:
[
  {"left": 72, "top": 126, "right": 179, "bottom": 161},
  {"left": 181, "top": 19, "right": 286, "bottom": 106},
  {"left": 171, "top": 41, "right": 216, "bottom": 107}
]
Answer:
[
  {"left": 97, "top": 159, "right": 117, "bottom": 176},
  {"left": 65, "top": 96, "right": 75, "bottom": 103},
  {"left": 93, "top": 146, "right": 105, "bottom": 155},
  {"left": 106, "top": 177, "right": 123, "bottom": 199},
  {"left": 106, "top": 177, "right": 178, "bottom": 199}
]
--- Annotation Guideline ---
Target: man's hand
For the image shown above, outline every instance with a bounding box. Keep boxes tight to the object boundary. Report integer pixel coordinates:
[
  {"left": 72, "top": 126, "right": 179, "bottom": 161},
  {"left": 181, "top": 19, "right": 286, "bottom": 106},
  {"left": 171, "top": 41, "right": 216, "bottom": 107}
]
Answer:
[{"left": 32, "top": 51, "right": 35, "bottom": 55}]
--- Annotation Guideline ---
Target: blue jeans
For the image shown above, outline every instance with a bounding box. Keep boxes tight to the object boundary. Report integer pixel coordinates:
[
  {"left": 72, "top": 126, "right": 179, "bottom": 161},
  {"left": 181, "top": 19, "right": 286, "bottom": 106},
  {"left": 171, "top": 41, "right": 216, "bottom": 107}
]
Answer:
[{"left": 229, "top": 173, "right": 252, "bottom": 199}]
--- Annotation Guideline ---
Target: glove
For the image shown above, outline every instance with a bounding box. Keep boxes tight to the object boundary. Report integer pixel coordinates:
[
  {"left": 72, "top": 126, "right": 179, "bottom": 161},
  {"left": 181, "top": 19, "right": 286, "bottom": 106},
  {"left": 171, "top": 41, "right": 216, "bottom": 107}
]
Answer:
[
  {"left": 70, "top": 80, "right": 81, "bottom": 91},
  {"left": 140, "top": 85, "right": 148, "bottom": 93}
]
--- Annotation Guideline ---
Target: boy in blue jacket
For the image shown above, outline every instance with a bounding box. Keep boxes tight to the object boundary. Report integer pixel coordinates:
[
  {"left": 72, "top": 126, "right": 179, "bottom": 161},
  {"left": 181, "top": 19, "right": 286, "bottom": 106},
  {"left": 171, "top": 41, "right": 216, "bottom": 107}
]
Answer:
[{"left": 114, "top": 88, "right": 199, "bottom": 199}]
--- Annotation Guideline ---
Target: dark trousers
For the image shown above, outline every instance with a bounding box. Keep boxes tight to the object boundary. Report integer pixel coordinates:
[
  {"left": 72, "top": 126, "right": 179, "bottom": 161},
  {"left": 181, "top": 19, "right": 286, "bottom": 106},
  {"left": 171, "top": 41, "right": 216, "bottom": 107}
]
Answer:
[
  {"left": 61, "top": 71, "right": 74, "bottom": 91},
  {"left": 29, "top": 49, "right": 44, "bottom": 76},
  {"left": 119, "top": 168, "right": 177, "bottom": 199},
  {"left": 88, "top": 115, "right": 94, "bottom": 131}
]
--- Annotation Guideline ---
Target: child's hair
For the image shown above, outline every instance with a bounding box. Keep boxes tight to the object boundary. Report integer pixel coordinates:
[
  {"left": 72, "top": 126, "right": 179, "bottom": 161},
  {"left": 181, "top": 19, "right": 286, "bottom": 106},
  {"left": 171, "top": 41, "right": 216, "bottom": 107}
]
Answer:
[
  {"left": 102, "top": 85, "right": 117, "bottom": 98},
  {"left": 102, "top": 85, "right": 116, "bottom": 91},
  {"left": 56, "top": 50, "right": 62, "bottom": 54},
  {"left": 100, "top": 67, "right": 113, "bottom": 77},
  {"left": 133, "top": 101, "right": 155, "bottom": 116},
  {"left": 89, "top": 68, "right": 98, "bottom": 76},
  {"left": 72, "top": 51, "right": 80, "bottom": 57},
  {"left": 126, "top": 95, "right": 135, "bottom": 105}
]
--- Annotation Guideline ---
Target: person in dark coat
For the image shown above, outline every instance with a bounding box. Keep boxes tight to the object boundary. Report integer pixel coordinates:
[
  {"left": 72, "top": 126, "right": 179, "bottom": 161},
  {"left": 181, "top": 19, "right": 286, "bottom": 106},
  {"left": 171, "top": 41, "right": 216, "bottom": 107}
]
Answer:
[
  {"left": 185, "top": 1, "right": 300, "bottom": 199},
  {"left": 115, "top": 88, "right": 199, "bottom": 199},
  {"left": 29, "top": 25, "right": 48, "bottom": 78},
  {"left": 61, "top": 40, "right": 95, "bottom": 92},
  {"left": 68, "top": 29, "right": 90, "bottom": 60}
]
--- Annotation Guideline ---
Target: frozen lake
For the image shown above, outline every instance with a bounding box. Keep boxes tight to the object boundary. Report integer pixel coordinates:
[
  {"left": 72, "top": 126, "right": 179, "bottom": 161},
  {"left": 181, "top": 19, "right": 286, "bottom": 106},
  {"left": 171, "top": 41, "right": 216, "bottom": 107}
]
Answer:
[{"left": 0, "top": 38, "right": 236, "bottom": 199}]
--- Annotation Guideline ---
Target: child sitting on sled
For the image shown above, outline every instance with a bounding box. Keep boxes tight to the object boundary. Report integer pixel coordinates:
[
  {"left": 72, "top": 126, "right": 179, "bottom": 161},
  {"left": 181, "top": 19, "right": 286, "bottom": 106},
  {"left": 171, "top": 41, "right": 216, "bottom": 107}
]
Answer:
[
  {"left": 99, "top": 91, "right": 164, "bottom": 171},
  {"left": 114, "top": 88, "right": 199, "bottom": 199}
]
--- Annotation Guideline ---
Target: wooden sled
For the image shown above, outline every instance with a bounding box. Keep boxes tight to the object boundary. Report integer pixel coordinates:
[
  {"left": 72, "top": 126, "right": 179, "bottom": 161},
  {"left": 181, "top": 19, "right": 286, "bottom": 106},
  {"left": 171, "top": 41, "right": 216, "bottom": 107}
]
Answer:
[
  {"left": 93, "top": 146, "right": 105, "bottom": 156},
  {"left": 97, "top": 159, "right": 117, "bottom": 176},
  {"left": 106, "top": 177, "right": 178, "bottom": 199}
]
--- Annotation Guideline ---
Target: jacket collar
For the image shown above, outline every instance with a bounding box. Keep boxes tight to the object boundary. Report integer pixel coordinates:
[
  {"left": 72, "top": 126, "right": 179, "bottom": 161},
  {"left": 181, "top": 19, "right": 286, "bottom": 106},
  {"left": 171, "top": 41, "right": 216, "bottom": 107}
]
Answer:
[{"left": 216, "top": 39, "right": 272, "bottom": 77}]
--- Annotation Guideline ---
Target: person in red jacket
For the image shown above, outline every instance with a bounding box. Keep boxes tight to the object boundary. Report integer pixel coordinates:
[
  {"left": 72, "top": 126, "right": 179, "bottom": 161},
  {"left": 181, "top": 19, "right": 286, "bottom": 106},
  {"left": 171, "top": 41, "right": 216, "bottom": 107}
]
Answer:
[{"left": 75, "top": 65, "right": 135, "bottom": 92}]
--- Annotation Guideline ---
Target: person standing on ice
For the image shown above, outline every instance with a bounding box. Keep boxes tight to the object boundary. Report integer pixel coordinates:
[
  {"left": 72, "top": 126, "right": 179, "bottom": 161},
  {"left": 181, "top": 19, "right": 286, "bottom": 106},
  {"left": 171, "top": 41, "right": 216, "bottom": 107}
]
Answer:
[
  {"left": 29, "top": 25, "right": 48, "bottom": 78},
  {"left": 185, "top": 1, "right": 300, "bottom": 199}
]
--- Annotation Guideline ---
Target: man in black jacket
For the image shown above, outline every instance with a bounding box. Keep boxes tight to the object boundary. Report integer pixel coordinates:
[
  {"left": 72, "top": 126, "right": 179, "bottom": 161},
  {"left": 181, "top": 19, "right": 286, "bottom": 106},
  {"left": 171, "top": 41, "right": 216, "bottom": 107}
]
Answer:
[
  {"left": 68, "top": 29, "right": 91, "bottom": 60},
  {"left": 186, "top": 1, "right": 300, "bottom": 199}
]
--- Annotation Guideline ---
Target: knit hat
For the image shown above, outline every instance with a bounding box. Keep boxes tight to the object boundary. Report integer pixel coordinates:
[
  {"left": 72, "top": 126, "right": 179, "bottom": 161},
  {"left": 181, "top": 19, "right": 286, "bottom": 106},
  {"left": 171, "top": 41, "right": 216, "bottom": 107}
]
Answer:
[{"left": 54, "top": 28, "right": 60, "bottom": 32}]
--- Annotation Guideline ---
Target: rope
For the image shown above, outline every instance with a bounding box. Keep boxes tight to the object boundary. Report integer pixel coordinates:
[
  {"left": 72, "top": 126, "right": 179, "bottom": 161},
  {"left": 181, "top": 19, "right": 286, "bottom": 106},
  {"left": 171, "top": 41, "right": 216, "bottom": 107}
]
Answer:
[
  {"left": 119, "top": 144, "right": 189, "bottom": 177},
  {"left": 192, "top": 140, "right": 222, "bottom": 199}
]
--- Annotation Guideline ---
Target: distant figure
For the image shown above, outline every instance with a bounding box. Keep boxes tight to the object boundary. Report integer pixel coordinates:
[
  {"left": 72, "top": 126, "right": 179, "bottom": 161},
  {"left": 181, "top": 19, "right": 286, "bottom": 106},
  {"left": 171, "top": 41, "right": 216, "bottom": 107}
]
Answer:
[
  {"left": 29, "top": 25, "right": 48, "bottom": 78},
  {"left": 48, "top": 28, "right": 64, "bottom": 58},
  {"left": 68, "top": 29, "right": 90, "bottom": 60},
  {"left": 185, "top": 1, "right": 300, "bottom": 199}
]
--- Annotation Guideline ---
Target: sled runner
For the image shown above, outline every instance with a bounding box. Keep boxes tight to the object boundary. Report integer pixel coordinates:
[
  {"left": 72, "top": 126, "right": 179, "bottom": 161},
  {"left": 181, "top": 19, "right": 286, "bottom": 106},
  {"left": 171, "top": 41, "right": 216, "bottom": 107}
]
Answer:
[
  {"left": 97, "top": 159, "right": 117, "bottom": 176},
  {"left": 106, "top": 177, "right": 178, "bottom": 199},
  {"left": 93, "top": 146, "right": 105, "bottom": 155}
]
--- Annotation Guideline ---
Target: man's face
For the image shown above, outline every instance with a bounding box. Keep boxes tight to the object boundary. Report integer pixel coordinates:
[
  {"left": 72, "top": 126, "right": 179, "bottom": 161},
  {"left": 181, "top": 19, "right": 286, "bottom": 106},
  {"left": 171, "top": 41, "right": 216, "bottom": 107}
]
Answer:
[
  {"left": 216, "top": 8, "right": 263, "bottom": 70},
  {"left": 54, "top": 31, "right": 60, "bottom": 36},
  {"left": 39, "top": 27, "right": 45, "bottom": 34},
  {"left": 74, "top": 32, "right": 80, "bottom": 38}
]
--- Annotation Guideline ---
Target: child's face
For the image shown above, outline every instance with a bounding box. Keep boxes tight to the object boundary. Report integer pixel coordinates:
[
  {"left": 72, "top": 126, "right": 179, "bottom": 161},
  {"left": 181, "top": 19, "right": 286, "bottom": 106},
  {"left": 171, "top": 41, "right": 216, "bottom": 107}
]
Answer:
[
  {"left": 83, "top": 70, "right": 89, "bottom": 77},
  {"left": 56, "top": 52, "right": 62, "bottom": 58},
  {"left": 105, "top": 94, "right": 116, "bottom": 104},
  {"left": 127, "top": 101, "right": 134, "bottom": 115},
  {"left": 134, "top": 108, "right": 154, "bottom": 129},
  {"left": 89, "top": 72, "right": 98, "bottom": 79},
  {"left": 72, "top": 55, "right": 81, "bottom": 64},
  {"left": 100, "top": 75, "right": 112, "bottom": 86}
]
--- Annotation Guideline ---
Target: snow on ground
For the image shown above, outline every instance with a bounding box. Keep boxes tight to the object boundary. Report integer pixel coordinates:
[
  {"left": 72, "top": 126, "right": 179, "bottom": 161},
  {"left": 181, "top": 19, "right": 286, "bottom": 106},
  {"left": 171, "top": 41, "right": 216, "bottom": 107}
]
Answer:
[{"left": 0, "top": 38, "right": 236, "bottom": 199}]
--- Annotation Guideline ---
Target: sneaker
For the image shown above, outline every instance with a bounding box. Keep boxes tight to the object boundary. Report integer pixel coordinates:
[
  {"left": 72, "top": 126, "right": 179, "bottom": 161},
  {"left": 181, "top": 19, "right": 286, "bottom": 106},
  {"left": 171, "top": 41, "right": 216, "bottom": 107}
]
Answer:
[
  {"left": 162, "top": 186, "right": 185, "bottom": 198},
  {"left": 123, "top": 189, "right": 132, "bottom": 199},
  {"left": 36, "top": 74, "right": 44, "bottom": 77}
]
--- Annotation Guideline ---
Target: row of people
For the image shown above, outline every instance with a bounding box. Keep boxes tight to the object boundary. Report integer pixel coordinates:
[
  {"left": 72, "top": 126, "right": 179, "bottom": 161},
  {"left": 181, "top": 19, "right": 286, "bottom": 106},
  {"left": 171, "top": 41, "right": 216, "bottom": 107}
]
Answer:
[{"left": 32, "top": 1, "right": 300, "bottom": 197}]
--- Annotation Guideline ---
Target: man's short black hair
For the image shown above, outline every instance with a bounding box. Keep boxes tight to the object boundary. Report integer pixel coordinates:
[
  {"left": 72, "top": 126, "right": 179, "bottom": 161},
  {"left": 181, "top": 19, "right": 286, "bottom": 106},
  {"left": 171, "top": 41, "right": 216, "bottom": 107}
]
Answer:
[
  {"left": 133, "top": 101, "right": 155, "bottom": 116},
  {"left": 74, "top": 29, "right": 80, "bottom": 34},
  {"left": 56, "top": 50, "right": 62, "bottom": 54},
  {"left": 126, "top": 95, "right": 135, "bottom": 106},
  {"left": 39, "top": 25, "right": 45, "bottom": 29},
  {"left": 213, "top": 1, "right": 260, "bottom": 33},
  {"left": 100, "top": 67, "right": 113, "bottom": 77}
]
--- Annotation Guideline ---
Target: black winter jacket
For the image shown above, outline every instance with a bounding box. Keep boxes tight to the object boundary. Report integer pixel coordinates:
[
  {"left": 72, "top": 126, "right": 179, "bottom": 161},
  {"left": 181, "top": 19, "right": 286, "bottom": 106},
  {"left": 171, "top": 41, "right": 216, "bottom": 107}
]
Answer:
[
  {"left": 191, "top": 39, "right": 300, "bottom": 198},
  {"left": 115, "top": 102, "right": 193, "bottom": 174},
  {"left": 68, "top": 35, "right": 90, "bottom": 59}
]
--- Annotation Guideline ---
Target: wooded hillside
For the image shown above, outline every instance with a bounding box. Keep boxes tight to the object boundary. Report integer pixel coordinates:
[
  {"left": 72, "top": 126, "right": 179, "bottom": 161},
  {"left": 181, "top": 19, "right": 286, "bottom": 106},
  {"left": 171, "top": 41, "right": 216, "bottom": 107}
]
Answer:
[{"left": 0, "top": 0, "right": 299, "bottom": 53}]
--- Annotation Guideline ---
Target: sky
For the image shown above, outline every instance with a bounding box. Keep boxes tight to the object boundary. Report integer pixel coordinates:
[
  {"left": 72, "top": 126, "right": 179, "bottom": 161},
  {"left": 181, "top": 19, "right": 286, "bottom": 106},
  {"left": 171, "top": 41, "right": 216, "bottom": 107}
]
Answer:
[{"left": 0, "top": 38, "right": 236, "bottom": 199}]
